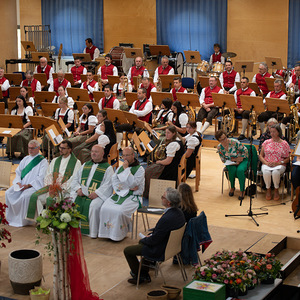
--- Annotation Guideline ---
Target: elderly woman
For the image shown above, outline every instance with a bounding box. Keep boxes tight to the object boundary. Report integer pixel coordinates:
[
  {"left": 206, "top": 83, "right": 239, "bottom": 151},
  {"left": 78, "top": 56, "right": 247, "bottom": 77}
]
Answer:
[
  {"left": 259, "top": 124, "right": 290, "bottom": 201},
  {"left": 215, "top": 129, "right": 248, "bottom": 200}
]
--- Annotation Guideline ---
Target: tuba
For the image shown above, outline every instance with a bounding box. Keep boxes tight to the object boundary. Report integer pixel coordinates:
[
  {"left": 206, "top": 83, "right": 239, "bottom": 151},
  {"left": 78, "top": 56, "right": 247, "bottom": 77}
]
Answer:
[
  {"left": 154, "top": 139, "right": 166, "bottom": 161},
  {"left": 186, "top": 105, "right": 196, "bottom": 122},
  {"left": 222, "top": 108, "right": 235, "bottom": 134}
]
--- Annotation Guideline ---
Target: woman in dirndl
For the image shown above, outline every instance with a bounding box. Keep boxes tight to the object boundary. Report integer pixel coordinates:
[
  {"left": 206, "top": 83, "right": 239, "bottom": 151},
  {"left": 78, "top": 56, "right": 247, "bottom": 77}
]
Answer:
[{"left": 167, "top": 100, "right": 188, "bottom": 136}]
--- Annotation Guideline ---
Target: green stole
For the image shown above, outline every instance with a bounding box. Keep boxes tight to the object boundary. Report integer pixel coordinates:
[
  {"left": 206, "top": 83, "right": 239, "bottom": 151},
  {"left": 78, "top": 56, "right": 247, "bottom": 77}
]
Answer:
[
  {"left": 111, "top": 165, "right": 141, "bottom": 206},
  {"left": 75, "top": 161, "right": 110, "bottom": 235},
  {"left": 21, "top": 155, "right": 44, "bottom": 180},
  {"left": 27, "top": 153, "right": 78, "bottom": 219}
]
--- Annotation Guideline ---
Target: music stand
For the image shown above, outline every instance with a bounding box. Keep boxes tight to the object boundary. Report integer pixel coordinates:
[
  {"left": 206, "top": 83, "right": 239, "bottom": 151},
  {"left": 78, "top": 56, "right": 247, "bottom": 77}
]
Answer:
[
  {"left": 265, "top": 98, "right": 290, "bottom": 119},
  {"left": 150, "top": 92, "right": 172, "bottom": 107},
  {"left": 0, "top": 115, "right": 23, "bottom": 128},
  {"left": 265, "top": 77, "right": 286, "bottom": 93},
  {"left": 45, "top": 124, "right": 63, "bottom": 146},
  {"left": 265, "top": 57, "right": 283, "bottom": 73},
  {"left": 72, "top": 53, "right": 91, "bottom": 62},
  {"left": 241, "top": 95, "right": 265, "bottom": 114},
  {"left": 143, "top": 122, "right": 161, "bottom": 140},
  {"left": 124, "top": 48, "right": 143, "bottom": 59},
  {"left": 159, "top": 74, "right": 181, "bottom": 90},
  {"left": 9, "top": 87, "right": 32, "bottom": 100},
  {"left": 149, "top": 45, "right": 171, "bottom": 57},
  {"left": 198, "top": 76, "right": 222, "bottom": 88},
  {"left": 124, "top": 92, "right": 137, "bottom": 106},
  {"left": 107, "top": 75, "right": 120, "bottom": 87},
  {"left": 29, "top": 116, "right": 62, "bottom": 134},
  {"left": 93, "top": 91, "right": 105, "bottom": 103},
  {"left": 58, "top": 118, "right": 71, "bottom": 138},
  {"left": 31, "top": 52, "right": 50, "bottom": 62},
  {"left": 123, "top": 111, "right": 145, "bottom": 129},
  {"left": 7, "top": 101, "right": 32, "bottom": 113},
  {"left": 105, "top": 108, "right": 128, "bottom": 124},
  {"left": 34, "top": 91, "right": 56, "bottom": 106},
  {"left": 176, "top": 92, "right": 200, "bottom": 108},
  {"left": 80, "top": 74, "right": 99, "bottom": 83},
  {"left": 34, "top": 73, "right": 48, "bottom": 87},
  {"left": 75, "top": 101, "right": 98, "bottom": 114},
  {"left": 184, "top": 51, "right": 201, "bottom": 79},
  {"left": 131, "top": 131, "right": 146, "bottom": 156},
  {"left": 21, "top": 41, "right": 36, "bottom": 52},
  {"left": 41, "top": 102, "right": 59, "bottom": 117},
  {"left": 212, "top": 93, "right": 236, "bottom": 109},
  {"left": 4, "top": 73, "right": 23, "bottom": 86},
  {"left": 139, "top": 130, "right": 156, "bottom": 153},
  {"left": 234, "top": 61, "right": 254, "bottom": 77},
  {"left": 67, "top": 88, "right": 90, "bottom": 102}
]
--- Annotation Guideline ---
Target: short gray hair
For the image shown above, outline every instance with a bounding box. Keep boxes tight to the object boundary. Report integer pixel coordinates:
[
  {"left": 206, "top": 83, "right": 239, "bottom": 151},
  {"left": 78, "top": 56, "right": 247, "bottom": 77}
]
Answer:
[
  {"left": 274, "top": 79, "right": 283, "bottom": 85},
  {"left": 165, "top": 187, "right": 182, "bottom": 208},
  {"left": 260, "top": 62, "right": 268, "bottom": 71},
  {"left": 267, "top": 118, "right": 278, "bottom": 125},
  {"left": 29, "top": 140, "right": 40, "bottom": 148}
]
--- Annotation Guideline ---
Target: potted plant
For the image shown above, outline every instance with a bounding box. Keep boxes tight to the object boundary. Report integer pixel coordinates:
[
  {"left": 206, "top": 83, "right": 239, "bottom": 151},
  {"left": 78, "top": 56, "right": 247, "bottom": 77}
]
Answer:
[{"left": 0, "top": 202, "right": 12, "bottom": 249}]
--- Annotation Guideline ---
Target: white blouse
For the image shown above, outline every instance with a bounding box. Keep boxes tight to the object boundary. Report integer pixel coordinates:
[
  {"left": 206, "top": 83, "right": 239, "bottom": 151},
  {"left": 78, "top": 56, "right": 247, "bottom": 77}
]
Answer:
[
  {"left": 98, "top": 134, "right": 110, "bottom": 148},
  {"left": 55, "top": 108, "right": 74, "bottom": 124},
  {"left": 168, "top": 112, "right": 189, "bottom": 128},
  {"left": 11, "top": 106, "right": 33, "bottom": 123},
  {"left": 166, "top": 138, "right": 181, "bottom": 157},
  {"left": 185, "top": 133, "right": 201, "bottom": 149},
  {"left": 79, "top": 114, "right": 97, "bottom": 127}
]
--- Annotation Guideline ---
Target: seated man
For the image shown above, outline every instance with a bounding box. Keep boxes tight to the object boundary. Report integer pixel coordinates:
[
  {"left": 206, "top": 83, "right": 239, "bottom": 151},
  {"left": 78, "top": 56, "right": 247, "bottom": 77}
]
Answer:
[
  {"left": 286, "top": 63, "right": 300, "bottom": 98},
  {"left": 140, "top": 77, "right": 156, "bottom": 102},
  {"left": 196, "top": 76, "right": 223, "bottom": 135},
  {"left": 209, "top": 43, "right": 225, "bottom": 66},
  {"left": 6, "top": 140, "right": 48, "bottom": 227},
  {"left": 49, "top": 69, "right": 71, "bottom": 95},
  {"left": 34, "top": 56, "right": 54, "bottom": 90},
  {"left": 21, "top": 70, "right": 42, "bottom": 96},
  {"left": 71, "top": 145, "right": 114, "bottom": 237},
  {"left": 27, "top": 140, "right": 81, "bottom": 220},
  {"left": 98, "top": 84, "right": 120, "bottom": 110},
  {"left": 71, "top": 56, "right": 87, "bottom": 87},
  {"left": 127, "top": 56, "right": 149, "bottom": 90},
  {"left": 97, "top": 53, "right": 118, "bottom": 87},
  {"left": 153, "top": 56, "right": 174, "bottom": 87},
  {"left": 170, "top": 77, "right": 187, "bottom": 101},
  {"left": 99, "top": 147, "right": 145, "bottom": 241},
  {"left": 219, "top": 60, "right": 240, "bottom": 94},
  {"left": 80, "top": 70, "right": 99, "bottom": 101},
  {"left": 84, "top": 38, "right": 100, "bottom": 61},
  {"left": 252, "top": 62, "right": 273, "bottom": 97},
  {"left": 124, "top": 187, "right": 185, "bottom": 284}
]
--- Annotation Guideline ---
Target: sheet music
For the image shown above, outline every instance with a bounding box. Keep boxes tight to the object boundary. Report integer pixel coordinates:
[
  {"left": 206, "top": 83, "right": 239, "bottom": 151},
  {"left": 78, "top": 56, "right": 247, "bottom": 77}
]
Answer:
[
  {"left": 64, "top": 127, "right": 71, "bottom": 138},
  {"left": 224, "top": 160, "right": 237, "bottom": 166}
]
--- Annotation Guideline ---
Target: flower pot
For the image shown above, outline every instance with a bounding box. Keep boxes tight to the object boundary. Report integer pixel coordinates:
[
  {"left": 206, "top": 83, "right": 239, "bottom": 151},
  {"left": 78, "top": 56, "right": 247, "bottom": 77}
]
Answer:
[
  {"left": 226, "top": 286, "right": 239, "bottom": 298},
  {"left": 261, "top": 277, "right": 275, "bottom": 284},
  {"left": 30, "top": 287, "right": 50, "bottom": 300},
  {"left": 147, "top": 289, "right": 168, "bottom": 300},
  {"left": 8, "top": 249, "right": 43, "bottom": 295},
  {"left": 161, "top": 285, "right": 181, "bottom": 299},
  {"left": 238, "top": 286, "right": 248, "bottom": 296}
]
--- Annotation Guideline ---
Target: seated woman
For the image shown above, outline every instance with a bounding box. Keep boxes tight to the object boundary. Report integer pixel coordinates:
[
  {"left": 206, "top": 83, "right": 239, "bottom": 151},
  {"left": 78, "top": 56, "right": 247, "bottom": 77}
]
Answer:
[
  {"left": 52, "top": 85, "right": 74, "bottom": 109},
  {"left": 113, "top": 72, "right": 132, "bottom": 111},
  {"left": 6, "top": 95, "right": 34, "bottom": 159},
  {"left": 184, "top": 121, "right": 202, "bottom": 178},
  {"left": 68, "top": 103, "right": 97, "bottom": 149},
  {"left": 215, "top": 129, "right": 248, "bottom": 200},
  {"left": 144, "top": 125, "right": 185, "bottom": 199},
  {"left": 178, "top": 182, "right": 198, "bottom": 222},
  {"left": 20, "top": 86, "right": 35, "bottom": 107},
  {"left": 259, "top": 124, "right": 290, "bottom": 201},
  {"left": 166, "top": 100, "right": 188, "bottom": 136}
]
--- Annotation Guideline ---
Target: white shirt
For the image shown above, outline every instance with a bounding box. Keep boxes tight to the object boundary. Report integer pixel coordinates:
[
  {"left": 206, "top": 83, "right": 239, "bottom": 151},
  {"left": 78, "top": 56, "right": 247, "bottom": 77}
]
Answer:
[
  {"left": 209, "top": 53, "right": 225, "bottom": 65},
  {"left": 83, "top": 46, "right": 100, "bottom": 61},
  {"left": 138, "top": 84, "right": 157, "bottom": 102},
  {"left": 20, "top": 79, "right": 42, "bottom": 92},
  {"left": 0, "top": 78, "right": 10, "bottom": 92},
  {"left": 80, "top": 81, "right": 99, "bottom": 94},
  {"left": 233, "top": 88, "right": 256, "bottom": 106},
  {"left": 97, "top": 134, "right": 110, "bottom": 148},
  {"left": 185, "top": 133, "right": 201, "bottom": 149},
  {"left": 113, "top": 83, "right": 133, "bottom": 95},
  {"left": 166, "top": 139, "right": 181, "bottom": 157},
  {"left": 263, "top": 91, "right": 287, "bottom": 104},
  {"left": 129, "top": 99, "right": 153, "bottom": 118},
  {"left": 153, "top": 66, "right": 174, "bottom": 83},
  {"left": 11, "top": 106, "right": 33, "bottom": 123},
  {"left": 97, "top": 64, "right": 118, "bottom": 78},
  {"left": 52, "top": 95, "right": 74, "bottom": 109},
  {"left": 54, "top": 108, "right": 74, "bottom": 124},
  {"left": 252, "top": 72, "right": 274, "bottom": 83},
  {"left": 168, "top": 112, "right": 188, "bottom": 128},
  {"left": 199, "top": 87, "right": 224, "bottom": 105},
  {"left": 79, "top": 114, "right": 98, "bottom": 127}
]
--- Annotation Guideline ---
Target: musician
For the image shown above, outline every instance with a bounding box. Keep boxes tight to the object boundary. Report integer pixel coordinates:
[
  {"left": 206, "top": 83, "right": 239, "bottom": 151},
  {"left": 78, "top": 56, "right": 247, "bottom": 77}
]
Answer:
[
  {"left": 83, "top": 38, "right": 100, "bottom": 61},
  {"left": 20, "top": 86, "right": 35, "bottom": 107},
  {"left": 71, "top": 56, "right": 87, "bottom": 87},
  {"left": 252, "top": 62, "right": 273, "bottom": 96},
  {"left": 281, "top": 96, "right": 300, "bottom": 136},
  {"left": 209, "top": 43, "right": 225, "bottom": 66},
  {"left": 129, "top": 88, "right": 152, "bottom": 123},
  {"left": 49, "top": 70, "right": 71, "bottom": 95},
  {"left": 196, "top": 76, "right": 223, "bottom": 135},
  {"left": 127, "top": 56, "right": 149, "bottom": 90},
  {"left": 153, "top": 97, "right": 173, "bottom": 128},
  {"left": 113, "top": 72, "right": 132, "bottom": 99},
  {"left": 21, "top": 70, "right": 41, "bottom": 96},
  {"left": 170, "top": 77, "right": 187, "bottom": 101},
  {"left": 140, "top": 77, "right": 156, "bottom": 102},
  {"left": 97, "top": 53, "right": 118, "bottom": 86},
  {"left": 219, "top": 61, "right": 240, "bottom": 94},
  {"left": 98, "top": 84, "right": 120, "bottom": 110},
  {"left": 167, "top": 100, "right": 188, "bottom": 136},
  {"left": 80, "top": 71, "right": 99, "bottom": 101},
  {"left": 286, "top": 64, "right": 300, "bottom": 96},
  {"left": 235, "top": 77, "right": 256, "bottom": 141},
  {"left": 153, "top": 56, "right": 174, "bottom": 85},
  {"left": 52, "top": 86, "right": 74, "bottom": 109},
  {"left": 257, "top": 79, "right": 287, "bottom": 134},
  {"left": 0, "top": 67, "right": 10, "bottom": 109},
  {"left": 34, "top": 57, "right": 54, "bottom": 89}
]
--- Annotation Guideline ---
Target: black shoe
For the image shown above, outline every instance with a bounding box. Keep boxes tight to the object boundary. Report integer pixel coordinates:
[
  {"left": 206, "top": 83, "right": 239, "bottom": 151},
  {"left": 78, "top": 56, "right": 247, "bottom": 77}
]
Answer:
[
  {"left": 237, "top": 134, "right": 246, "bottom": 141},
  {"left": 127, "top": 273, "right": 151, "bottom": 285},
  {"left": 229, "top": 188, "right": 235, "bottom": 197},
  {"left": 238, "top": 195, "right": 244, "bottom": 200}
]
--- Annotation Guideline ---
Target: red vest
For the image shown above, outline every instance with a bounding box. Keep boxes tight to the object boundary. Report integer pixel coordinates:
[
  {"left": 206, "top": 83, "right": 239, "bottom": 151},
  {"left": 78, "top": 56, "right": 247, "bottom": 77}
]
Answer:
[
  {"left": 222, "top": 70, "right": 237, "bottom": 88},
  {"left": 36, "top": 64, "right": 52, "bottom": 80},
  {"left": 0, "top": 77, "right": 8, "bottom": 97},
  {"left": 291, "top": 74, "right": 300, "bottom": 87},
  {"left": 141, "top": 83, "right": 156, "bottom": 100},
  {"left": 134, "top": 99, "right": 151, "bottom": 123},
  {"left": 269, "top": 90, "right": 286, "bottom": 99},
  {"left": 85, "top": 45, "right": 97, "bottom": 60},
  {"left": 82, "top": 80, "right": 97, "bottom": 101},
  {"left": 172, "top": 86, "right": 186, "bottom": 101},
  {"left": 255, "top": 72, "right": 271, "bottom": 94},
  {"left": 53, "top": 78, "right": 70, "bottom": 96},
  {"left": 22, "top": 78, "right": 39, "bottom": 96},
  {"left": 158, "top": 65, "right": 173, "bottom": 75},
  {"left": 204, "top": 86, "right": 221, "bottom": 104},
  {"left": 100, "top": 64, "right": 115, "bottom": 79},
  {"left": 71, "top": 65, "right": 85, "bottom": 82},
  {"left": 130, "top": 66, "right": 146, "bottom": 85},
  {"left": 212, "top": 53, "right": 222, "bottom": 63},
  {"left": 236, "top": 87, "right": 254, "bottom": 109},
  {"left": 100, "top": 96, "right": 116, "bottom": 109}
]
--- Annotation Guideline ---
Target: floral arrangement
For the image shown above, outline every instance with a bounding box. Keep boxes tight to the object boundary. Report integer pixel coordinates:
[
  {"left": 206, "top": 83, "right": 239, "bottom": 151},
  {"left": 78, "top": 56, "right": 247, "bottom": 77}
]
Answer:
[
  {"left": 194, "top": 250, "right": 282, "bottom": 295},
  {"left": 0, "top": 202, "right": 12, "bottom": 248}
]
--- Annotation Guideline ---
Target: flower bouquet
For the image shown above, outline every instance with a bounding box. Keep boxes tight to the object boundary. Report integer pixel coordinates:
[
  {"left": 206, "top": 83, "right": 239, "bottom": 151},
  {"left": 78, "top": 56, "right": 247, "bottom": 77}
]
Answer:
[{"left": 0, "top": 202, "right": 12, "bottom": 248}]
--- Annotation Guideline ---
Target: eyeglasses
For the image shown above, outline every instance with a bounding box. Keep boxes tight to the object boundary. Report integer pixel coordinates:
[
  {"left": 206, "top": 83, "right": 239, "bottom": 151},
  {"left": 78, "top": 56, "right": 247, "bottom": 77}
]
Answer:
[
  {"left": 28, "top": 146, "right": 39, "bottom": 150},
  {"left": 59, "top": 147, "right": 69, "bottom": 150}
]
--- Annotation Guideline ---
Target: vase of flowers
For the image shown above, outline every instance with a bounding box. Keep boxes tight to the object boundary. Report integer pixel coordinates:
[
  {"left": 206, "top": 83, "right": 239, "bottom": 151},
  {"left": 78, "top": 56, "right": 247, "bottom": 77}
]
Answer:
[{"left": 0, "top": 202, "right": 12, "bottom": 249}]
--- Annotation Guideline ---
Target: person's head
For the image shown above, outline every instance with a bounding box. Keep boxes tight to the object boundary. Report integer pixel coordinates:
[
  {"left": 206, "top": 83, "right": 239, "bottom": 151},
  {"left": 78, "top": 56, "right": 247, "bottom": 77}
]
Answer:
[
  {"left": 57, "top": 70, "right": 65, "bottom": 82},
  {"left": 161, "top": 98, "right": 173, "bottom": 110},
  {"left": 28, "top": 140, "right": 40, "bottom": 156},
  {"left": 186, "top": 121, "right": 197, "bottom": 135},
  {"left": 137, "top": 88, "right": 147, "bottom": 100},
  {"left": 213, "top": 43, "right": 221, "bottom": 53},
  {"left": 39, "top": 57, "right": 47, "bottom": 68},
  {"left": 87, "top": 71, "right": 93, "bottom": 81},
  {"left": 122, "top": 147, "right": 135, "bottom": 165},
  {"left": 25, "top": 70, "right": 34, "bottom": 81},
  {"left": 171, "top": 100, "right": 184, "bottom": 116},
  {"left": 215, "top": 129, "right": 228, "bottom": 144},
  {"left": 104, "top": 85, "right": 113, "bottom": 98},
  {"left": 294, "top": 64, "right": 300, "bottom": 77},
  {"left": 59, "top": 140, "right": 72, "bottom": 157},
  {"left": 105, "top": 54, "right": 112, "bottom": 65},
  {"left": 119, "top": 72, "right": 126, "bottom": 83},
  {"left": 20, "top": 86, "right": 29, "bottom": 100},
  {"left": 225, "top": 61, "right": 233, "bottom": 72},
  {"left": 97, "top": 109, "right": 107, "bottom": 124},
  {"left": 258, "top": 63, "right": 268, "bottom": 75},
  {"left": 91, "top": 145, "right": 104, "bottom": 163},
  {"left": 161, "top": 56, "right": 169, "bottom": 68},
  {"left": 270, "top": 124, "right": 282, "bottom": 139},
  {"left": 82, "top": 103, "right": 93, "bottom": 117},
  {"left": 173, "top": 77, "right": 182, "bottom": 90},
  {"left": 274, "top": 79, "right": 283, "bottom": 92},
  {"left": 266, "top": 118, "right": 278, "bottom": 132},
  {"left": 58, "top": 85, "right": 66, "bottom": 97},
  {"left": 102, "top": 119, "right": 115, "bottom": 137},
  {"left": 16, "top": 95, "right": 27, "bottom": 108},
  {"left": 74, "top": 57, "right": 82, "bottom": 67},
  {"left": 142, "top": 77, "right": 150, "bottom": 89},
  {"left": 178, "top": 183, "right": 198, "bottom": 213},
  {"left": 85, "top": 38, "right": 93, "bottom": 47},
  {"left": 135, "top": 56, "right": 143, "bottom": 68},
  {"left": 0, "top": 68, "right": 4, "bottom": 78},
  {"left": 165, "top": 125, "right": 177, "bottom": 141},
  {"left": 58, "top": 96, "right": 68, "bottom": 108},
  {"left": 209, "top": 76, "right": 217, "bottom": 88},
  {"left": 162, "top": 187, "right": 182, "bottom": 208},
  {"left": 240, "top": 77, "right": 249, "bottom": 89}
]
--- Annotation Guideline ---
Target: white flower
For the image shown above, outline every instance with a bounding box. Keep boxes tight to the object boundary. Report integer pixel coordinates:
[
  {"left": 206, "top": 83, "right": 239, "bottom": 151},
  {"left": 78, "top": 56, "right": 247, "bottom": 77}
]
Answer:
[
  {"left": 41, "top": 209, "right": 48, "bottom": 218},
  {"left": 60, "top": 213, "right": 71, "bottom": 223}
]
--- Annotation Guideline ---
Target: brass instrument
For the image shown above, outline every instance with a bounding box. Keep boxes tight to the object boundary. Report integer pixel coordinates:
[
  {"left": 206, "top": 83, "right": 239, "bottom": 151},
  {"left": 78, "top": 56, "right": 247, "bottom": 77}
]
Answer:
[
  {"left": 119, "top": 77, "right": 129, "bottom": 111},
  {"left": 222, "top": 108, "right": 235, "bottom": 134},
  {"left": 154, "top": 139, "right": 166, "bottom": 161},
  {"left": 288, "top": 103, "right": 299, "bottom": 142},
  {"left": 157, "top": 77, "right": 162, "bottom": 92},
  {"left": 152, "top": 117, "right": 158, "bottom": 128},
  {"left": 121, "top": 77, "right": 128, "bottom": 99},
  {"left": 186, "top": 105, "right": 196, "bottom": 122},
  {"left": 287, "top": 86, "right": 295, "bottom": 105}
]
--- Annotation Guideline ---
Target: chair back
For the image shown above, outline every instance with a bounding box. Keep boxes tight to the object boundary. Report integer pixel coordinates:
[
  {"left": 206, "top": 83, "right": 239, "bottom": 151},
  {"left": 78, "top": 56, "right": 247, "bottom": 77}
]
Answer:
[
  {"left": 164, "top": 223, "right": 186, "bottom": 261},
  {"left": 182, "top": 77, "right": 194, "bottom": 89},
  {"left": 0, "top": 161, "right": 12, "bottom": 189},
  {"left": 107, "top": 143, "right": 119, "bottom": 169},
  {"left": 149, "top": 179, "right": 176, "bottom": 208},
  {"left": 178, "top": 152, "right": 187, "bottom": 185}
]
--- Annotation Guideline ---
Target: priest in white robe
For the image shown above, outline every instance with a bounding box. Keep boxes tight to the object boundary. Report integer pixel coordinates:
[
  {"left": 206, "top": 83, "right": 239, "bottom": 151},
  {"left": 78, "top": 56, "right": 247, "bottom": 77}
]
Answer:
[
  {"left": 70, "top": 145, "right": 114, "bottom": 238},
  {"left": 98, "top": 147, "right": 145, "bottom": 241},
  {"left": 5, "top": 140, "right": 48, "bottom": 227}
]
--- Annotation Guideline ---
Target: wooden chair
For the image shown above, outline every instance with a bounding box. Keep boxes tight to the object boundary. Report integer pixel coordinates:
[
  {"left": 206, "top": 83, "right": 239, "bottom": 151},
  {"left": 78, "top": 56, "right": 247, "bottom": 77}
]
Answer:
[
  {"left": 177, "top": 152, "right": 187, "bottom": 185},
  {"left": 107, "top": 143, "right": 119, "bottom": 170},
  {"left": 194, "top": 145, "right": 202, "bottom": 192},
  {"left": 0, "top": 161, "right": 12, "bottom": 190}
]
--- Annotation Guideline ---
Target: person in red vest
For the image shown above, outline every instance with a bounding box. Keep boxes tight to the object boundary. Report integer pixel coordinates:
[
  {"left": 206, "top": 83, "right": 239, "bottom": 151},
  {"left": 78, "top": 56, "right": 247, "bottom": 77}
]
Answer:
[
  {"left": 21, "top": 70, "right": 42, "bottom": 96},
  {"left": 257, "top": 79, "right": 287, "bottom": 133},
  {"left": 49, "top": 70, "right": 71, "bottom": 96},
  {"left": 196, "top": 76, "right": 223, "bottom": 135},
  {"left": 34, "top": 57, "right": 54, "bottom": 90},
  {"left": 140, "top": 77, "right": 156, "bottom": 102},
  {"left": 83, "top": 38, "right": 100, "bottom": 61},
  {"left": 219, "top": 60, "right": 240, "bottom": 94},
  {"left": 129, "top": 88, "right": 152, "bottom": 123},
  {"left": 71, "top": 57, "right": 87, "bottom": 87},
  {"left": 252, "top": 62, "right": 273, "bottom": 96},
  {"left": 234, "top": 77, "right": 256, "bottom": 140},
  {"left": 127, "top": 57, "right": 149, "bottom": 90},
  {"left": 209, "top": 43, "right": 225, "bottom": 66},
  {"left": 0, "top": 67, "right": 10, "bottom": 109},
  {"left": 98, "top": 85, "right": 120, "bottom": 110},
  {"left": 80, "top": 71, "right": 99, "bottom": 101},
  {"left": 286, "top": 64, "right": 300, "bottom": 97},
  {"left": 97, "top": 54, "right": 118, "bottom": 87},
  {"left": 153, "top": 56, "right": 174, "bottom": 86},
  {"left": 170, "top": 77, "right": 187, "bottom": 101}
]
